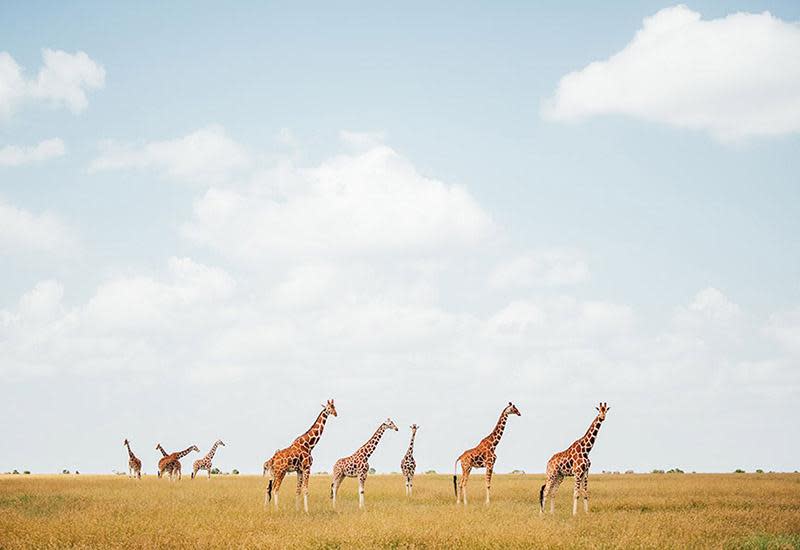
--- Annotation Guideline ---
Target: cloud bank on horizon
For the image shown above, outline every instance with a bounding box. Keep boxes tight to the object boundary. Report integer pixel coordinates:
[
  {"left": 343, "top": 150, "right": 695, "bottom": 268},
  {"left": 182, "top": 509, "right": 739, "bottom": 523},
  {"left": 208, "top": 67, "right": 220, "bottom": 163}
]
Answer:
[{"left": 543, "top": 5, "right": 800, "bottom": 142}]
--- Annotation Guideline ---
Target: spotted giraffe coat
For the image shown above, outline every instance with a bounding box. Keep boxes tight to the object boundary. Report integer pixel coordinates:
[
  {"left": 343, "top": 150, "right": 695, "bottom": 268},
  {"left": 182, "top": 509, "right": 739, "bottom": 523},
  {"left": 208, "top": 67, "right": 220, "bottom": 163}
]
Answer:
[
  {"left": 124, "top": 439, "right": 141, "bottom": 479},
  {"left": 540, "top": 402, "right": 610, "bottom": 515},
  {"left": 331, "top": 418, "right": 398, "bottom": 509},
  {"left": 400, "top": 425, "right": 418, "bottom": 495},
  {"left": 192, "top": 439, "right": 225, "bottom": 479},
  {"left": 158, "top": 445, "right": 199, "bottom": 480},
  {"left": 454, "top": 402, "right": 521, "bottom": 505}
]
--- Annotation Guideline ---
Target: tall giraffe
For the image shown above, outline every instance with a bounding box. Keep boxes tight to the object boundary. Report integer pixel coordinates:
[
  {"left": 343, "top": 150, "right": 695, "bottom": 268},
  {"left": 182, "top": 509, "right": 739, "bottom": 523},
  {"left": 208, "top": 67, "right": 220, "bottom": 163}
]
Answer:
[
  {"left": 156, "top": 443, "right": 179, "bottom": 478},
  {"left": 331, "top": 418, "right": 398, "bottom": 510},
  {"left": 264, "top": 399, "right": 337, "bottom": 513},
  {"left": 192, "top": 439, "right": 226, "bottom": 479},
  {"left": 158, "top": 445, "right": 199, "bottom": 481},
  {"left": 123, "top": 439, "right": 141, "bottom": 479},
  {"left": 453, "top": 402, "right": 521, "bottom": 506},
  {"left": 400, "top": 424, "right": 418, "bottom": 497},
  {"left": 540, "top": 402, "right": 610, "bottom": 515}
]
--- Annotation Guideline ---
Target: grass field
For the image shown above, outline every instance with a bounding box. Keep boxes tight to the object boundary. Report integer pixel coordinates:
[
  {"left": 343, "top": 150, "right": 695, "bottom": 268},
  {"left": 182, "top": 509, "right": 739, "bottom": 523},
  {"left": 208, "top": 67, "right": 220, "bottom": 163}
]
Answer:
[{"left": 1, "top": 473, "right": 799, "bottom": 549}]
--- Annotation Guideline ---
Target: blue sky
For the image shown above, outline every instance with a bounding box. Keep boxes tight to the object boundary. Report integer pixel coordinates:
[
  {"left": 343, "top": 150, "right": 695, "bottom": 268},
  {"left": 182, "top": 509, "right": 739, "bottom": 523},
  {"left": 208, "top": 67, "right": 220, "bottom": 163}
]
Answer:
[{"left": 1, "top": 2, "right": 799, "bottom": 475}]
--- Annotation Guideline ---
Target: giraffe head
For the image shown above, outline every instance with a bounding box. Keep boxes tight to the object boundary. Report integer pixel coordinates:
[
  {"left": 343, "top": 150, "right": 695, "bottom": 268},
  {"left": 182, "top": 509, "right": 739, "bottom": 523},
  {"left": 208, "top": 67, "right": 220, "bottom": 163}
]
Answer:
[
  {"left": 384, "top": 418, "right": 399, "bottom": 431},
  {"left": 323, "top": 399, "right": 338, "bottom": 417},
  {"left": 410, "top": 424, "right": 418, "bottom": 432},
  {"left": 191, "top": 445, "right": 200, "bottom": 452},
  {"left": 506, "top": 402, "right": 522, "bottom": 416},
  {"left": 216, "top": 439, "right": 226, "bottom": 447},
  {"left": 595, "top": 402, "right": 610, "bottom": 421},
  {"left": 123, "top": 439, "right": 129, "bottom": 446},
  {"left": 155, "top": 443, "right": 163, "bottom": 451}
]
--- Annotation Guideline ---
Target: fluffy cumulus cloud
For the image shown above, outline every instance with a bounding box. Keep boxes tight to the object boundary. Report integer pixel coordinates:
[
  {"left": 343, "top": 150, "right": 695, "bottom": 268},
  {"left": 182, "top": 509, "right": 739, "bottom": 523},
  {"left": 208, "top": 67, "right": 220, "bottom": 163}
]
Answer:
[
  {"left": 0, "top": 196, "right": 77, "bottom": 255},
  {"left": 182, "top": 140, "right": 493, "bottom": 258},
  {"left": 0, "top": 49, "right": 104, "bottom": 118},
  {"left": 0, "top": 138, "right": 64, "bottom": 166},
  {"left": 543, "top": 5, "right": 800, "bottom": 141},
  {"left": 88, "top": 125, "right": 250, "bottom": 184},
  {"left": 489, "top": 249, "right": 589, "bottom": 289}
]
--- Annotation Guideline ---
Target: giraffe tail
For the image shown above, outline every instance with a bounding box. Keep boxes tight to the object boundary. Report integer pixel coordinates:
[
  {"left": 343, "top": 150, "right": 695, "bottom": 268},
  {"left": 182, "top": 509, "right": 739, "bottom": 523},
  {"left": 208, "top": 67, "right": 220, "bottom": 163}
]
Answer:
[
  {"left": 330, "top": 482, "right": 334, "bottom": 499},
  {"left": 539, "top": 484, "right": 546, "bottom": 510},
  {"left": 266, "top": 479, "right": 273, "bottom": 502},
  {"left": 453, "top": 459, "right": 459, "bottom": 497}
]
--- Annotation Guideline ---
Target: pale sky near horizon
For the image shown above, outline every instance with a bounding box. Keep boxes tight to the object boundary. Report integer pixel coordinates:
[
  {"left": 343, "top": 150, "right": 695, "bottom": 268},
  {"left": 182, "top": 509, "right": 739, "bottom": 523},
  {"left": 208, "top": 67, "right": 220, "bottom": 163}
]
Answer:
[{"left": 1, "top": 2, "right": 799, "bottom": 476}]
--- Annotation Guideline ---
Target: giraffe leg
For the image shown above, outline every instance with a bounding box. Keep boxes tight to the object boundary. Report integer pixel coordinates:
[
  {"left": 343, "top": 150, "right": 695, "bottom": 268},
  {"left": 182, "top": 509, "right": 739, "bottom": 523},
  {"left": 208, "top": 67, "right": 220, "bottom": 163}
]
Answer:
[
  {"left": 460, "top": 466, "right": 472, "bottom": 507},
  {"left": 331, "top": 473, "right": 344, "bottom": 509},
  {"left": 582, "top": 474, "right": 589, "bottom": 513},
  {"left": 409, "top": 475, "right": 413, "bottom": 497},
  {"left": 358, "top": 474, "right": 367, "bottom": 510},
  {"left": 301, "top": 468, "right": 310, "bottom": 514},
  {"left": 572, "top": 476, "right": 582, "bottom": 516},
  {"left": 207, "top": 468, "right": 211, "bottom": 480},
  {"left": 485, "top": 466, "right": 494, "bottom": 505},
  {"left": 548, "top": 476, "right": 562, "bottom": 514},
  {"left": 272, "top": 471, "right": 286, "bottom": 510},
  {"left": 295, "top": 471, "right": 304, "bottom": 511}
]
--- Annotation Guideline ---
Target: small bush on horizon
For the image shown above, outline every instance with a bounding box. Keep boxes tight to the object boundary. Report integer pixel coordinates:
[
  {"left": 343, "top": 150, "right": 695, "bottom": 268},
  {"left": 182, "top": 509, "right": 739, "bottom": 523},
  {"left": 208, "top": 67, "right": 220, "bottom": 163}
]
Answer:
[
  {"left": 667, "top": 468, "right": 684, "bottom": 474},
  {"left": 425, "top": 470, "right": 437, "bottom": 474},
  {"left": 232, "top": 469, "right": 239, "bottom": 475},
  {"left": 756, "top": 469, "right": 764, "bottom": 474},
  {"left": 23, "top": 471, "right": 30, "bottom": 475},
  {"left": 652, "top": 469, "right": 665, "bottom": 474},
  {"left": 734, "top": 469, "right": 746, "bottom": 473},
  {"left": 62, "top": 469, "right": 70, "bottom": 474},
  {"left": 211, "top": 468, "right": 221, "bottom": 475}
]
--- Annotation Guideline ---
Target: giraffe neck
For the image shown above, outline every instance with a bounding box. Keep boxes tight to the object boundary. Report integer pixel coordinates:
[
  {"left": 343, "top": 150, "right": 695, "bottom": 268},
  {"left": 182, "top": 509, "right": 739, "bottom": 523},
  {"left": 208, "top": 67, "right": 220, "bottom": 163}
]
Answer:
[
  {"left": 359, "top": 424, "right": 389, "bottom": 459},
  {"left": 157, "top": 444, "right": 168, "bottom": 457},
  {"left": 125, "top": 442, "right": 135, "bottom": 459},
  {"left": 487, "top": 410, "right": 509, "bottom": 450},
  {"left": 174, "top": 446, "right": 195, "bottom": 460},
  {"left": 405, "top": 431, "right": 416, "bottom": 457},
  {"left": 299, "top": 409, "right": 329, "bottom": 452},
  {"left": 204, "top": 442, "right": 221, "bottom": 461},
  {"left": 578, "top": 415, "right": 604, "bottom": 454}
]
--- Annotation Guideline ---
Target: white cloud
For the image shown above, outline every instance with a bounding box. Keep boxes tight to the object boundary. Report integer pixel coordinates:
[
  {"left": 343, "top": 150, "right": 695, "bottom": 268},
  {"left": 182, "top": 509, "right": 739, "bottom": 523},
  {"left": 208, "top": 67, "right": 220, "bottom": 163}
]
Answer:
[
  {"left": 673, "top": 287, "right": 743, "bottom": 330},
  {"left": 0, "top": 49, "right": 104, "bottom": 118},
  {"left": 88, "top": 125, "right": 250, "bottom": 184},
  {"left": 183, "top": 142, "right": 493, "bottom": 258},
  {"left": 543, "top": 5, "right": 800, "bottom": 141},
  {"left": 0, "top": 196, "right": 77, "bottom": 255},
  {"left": 0, "top": 138, "right": 65, "bottom": 166},
  {"left": 489, "top": 249, "right": 589, "bottom": 289},
  {"left": 765, "top": 309, "right": 800, "bottom": 355}
]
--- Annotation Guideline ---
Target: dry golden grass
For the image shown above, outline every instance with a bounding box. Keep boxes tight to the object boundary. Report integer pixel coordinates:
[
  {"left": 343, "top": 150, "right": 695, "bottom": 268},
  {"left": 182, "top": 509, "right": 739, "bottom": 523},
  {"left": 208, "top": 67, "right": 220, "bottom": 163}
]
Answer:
[{"left": 1, "top": 473, "right": 798, "bottom": 549}]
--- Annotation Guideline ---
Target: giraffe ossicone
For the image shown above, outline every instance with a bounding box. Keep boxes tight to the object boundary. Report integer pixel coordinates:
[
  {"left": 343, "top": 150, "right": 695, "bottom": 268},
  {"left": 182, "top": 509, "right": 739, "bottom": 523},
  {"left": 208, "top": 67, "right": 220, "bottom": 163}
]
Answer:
[
  {"left": 331, "top": 417, "right": 398, "bottom": 510},
  {"left": 454, "top": 402, "right": 521, "bottom": 507},
  {"left": 539, "top": 402, "right": 610, "bottom": 516}
]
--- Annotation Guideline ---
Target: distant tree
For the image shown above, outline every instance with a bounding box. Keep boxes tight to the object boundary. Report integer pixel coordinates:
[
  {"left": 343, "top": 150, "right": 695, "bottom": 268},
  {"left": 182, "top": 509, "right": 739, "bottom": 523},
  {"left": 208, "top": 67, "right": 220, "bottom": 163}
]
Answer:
[
  {"left": 510, "top": 470, "right": 525, "bottom": 475},
  {"left": 62, "top": 469, "right": 70, "bottom": 474},
  {"left": 75, "top": 471, "right": 80, "bottom": 475},
  {"left": 667, "top": 468, "right": 684, "bottom": 474},
  {"left": 232, "top": 469, "right": 239, "bottom": 475},
  {"left": 651, "top": 469, "right": 665, "bottom": 474},
  {"left": 12, "top": 469, "right": 19, "bottom": 475},
  {"left": 755, "top": 469, "right": 764, "bottom": 474},
  {"left": 23, "top": 471, "right": 30, "bottom": 475},
  {"left": 368, "top": 467, "right": 376, "bottom": 475},
  {"left": 625, "top": 470, "right": 634, "bottom": 474},
  {"left": 425, "top": 470, "right": 437, "bottom": 474},
  {"left": 734, "top": 469, "right": 745, "bottom": 474},
  {"left": 211, "top": 468, "right": 221, "bottom": 475},
  {"left": 315, "top": 471, "right": 328, "bottom": 476}
]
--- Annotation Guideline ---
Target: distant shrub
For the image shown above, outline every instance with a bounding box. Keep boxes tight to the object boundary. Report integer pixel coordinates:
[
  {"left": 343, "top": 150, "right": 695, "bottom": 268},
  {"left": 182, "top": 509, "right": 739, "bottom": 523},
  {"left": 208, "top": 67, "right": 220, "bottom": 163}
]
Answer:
[
  {"left": 734, "top": 469, "right": 745, "bottom": 474},
  {"left": 625, "top": 470, "right": 634, "bottom": 474},
  {"left": 667, "top": 468, "right": 684, "bottom": 474},
  {"left": 755, "top": 469, "right": 764, "bottom": 474},
  {"left": 510, "top": 470, "right": 525, "bottom": 475},
  {"left": 62, "top": 469, "right": 70, "bottom": 474},
  {"left": 211, "top": 468, "right": 221, "bottom": 475},
  {"left": 75, "top": 471, "right": 80, "bottom": 475},
  {"left": 23, "top": 471, "right": 30, "bottom": 475},
  {"left": 12, "top": 469, "right": 19, "bottom": 475},
  {"left": 425, "top": 470, "right": 437, "bottom": 475},
  {"left": 651, "top": 469, "right": 665, "bottom": 474},
  {"left": 232, "top": 469, "right": 239, "bottom": 475},
  {"left": 368, "top": 468, "right": 376, "bottom": 475}
]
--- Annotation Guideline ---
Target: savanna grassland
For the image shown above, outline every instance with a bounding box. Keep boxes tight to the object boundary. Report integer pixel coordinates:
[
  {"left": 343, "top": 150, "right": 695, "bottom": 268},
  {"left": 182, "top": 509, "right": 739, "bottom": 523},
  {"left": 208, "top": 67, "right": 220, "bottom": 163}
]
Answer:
[{"left": 1, "top": 473, "right": 798, "bottom": 549}]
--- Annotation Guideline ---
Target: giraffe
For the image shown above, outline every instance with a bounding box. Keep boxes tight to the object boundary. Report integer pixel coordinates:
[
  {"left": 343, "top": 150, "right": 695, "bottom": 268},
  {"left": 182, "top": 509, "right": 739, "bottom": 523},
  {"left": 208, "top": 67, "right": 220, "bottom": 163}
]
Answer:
[
  {"left": 331, "top": 418, "right": 398, "bottom": 510},
  {"left": 539, "top": 402, "right": 610, "bottom": 516},
  {"left": 453, "top": 402, "right": 521, "bottom": 506},
  {"left": 156, "top": 443, "right": 179, "bottom": 479},
  {"left": 400, "top": 424, "right": 418, "bottom": 497},
  {"left": 264, "top": 399, "right": 337, "bottom": 513},
  {"left": 192, "top": 439, "right": 226, "bottom": 479},
  {"left": 158, "top": 445, "right": 199, "bottom": 481},
  {"left": 123, "top": 439, "right": 141, "bottom": 479}
]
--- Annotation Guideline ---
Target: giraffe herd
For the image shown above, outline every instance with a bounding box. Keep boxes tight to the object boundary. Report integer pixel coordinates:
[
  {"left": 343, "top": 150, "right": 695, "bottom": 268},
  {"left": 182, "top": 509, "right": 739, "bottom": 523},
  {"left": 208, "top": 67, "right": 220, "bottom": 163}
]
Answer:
[{"left": 122, "top": 399, "right": 610, "bottom": 515}]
